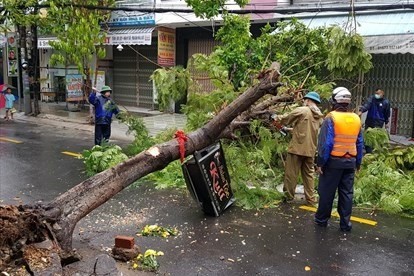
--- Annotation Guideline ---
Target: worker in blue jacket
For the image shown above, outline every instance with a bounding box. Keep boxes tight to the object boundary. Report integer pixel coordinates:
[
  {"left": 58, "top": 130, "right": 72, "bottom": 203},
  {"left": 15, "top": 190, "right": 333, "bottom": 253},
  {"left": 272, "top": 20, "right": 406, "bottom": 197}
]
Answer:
[
  {"left": 314, "top": 87, "right": 364, "bottom": 232},
  {"left": 358, "top": 88, "right": 390, "bottom": 153},
  {"left": 89, "top": 85, "right": 120, "bottom": 145},
  {"left": 358, "top": 89, "right": 390, "bottom": 129}
]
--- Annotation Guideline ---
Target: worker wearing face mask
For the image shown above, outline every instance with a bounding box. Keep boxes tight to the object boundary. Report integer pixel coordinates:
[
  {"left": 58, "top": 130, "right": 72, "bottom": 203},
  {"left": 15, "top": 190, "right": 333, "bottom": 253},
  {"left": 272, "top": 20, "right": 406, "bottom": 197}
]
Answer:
[
  {"left": 358, "top": 89, "right": 391, "bottom": 153},
  {"left": 358, "top": 89, "right": 391, "bottom": 129}
]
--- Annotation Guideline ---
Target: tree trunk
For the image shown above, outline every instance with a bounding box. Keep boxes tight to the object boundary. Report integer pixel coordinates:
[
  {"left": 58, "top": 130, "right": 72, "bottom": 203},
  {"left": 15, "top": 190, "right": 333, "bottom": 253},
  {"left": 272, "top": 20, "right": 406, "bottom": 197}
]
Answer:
[{"left": 0, "top": 66, "right": 281, "bottom": 270}]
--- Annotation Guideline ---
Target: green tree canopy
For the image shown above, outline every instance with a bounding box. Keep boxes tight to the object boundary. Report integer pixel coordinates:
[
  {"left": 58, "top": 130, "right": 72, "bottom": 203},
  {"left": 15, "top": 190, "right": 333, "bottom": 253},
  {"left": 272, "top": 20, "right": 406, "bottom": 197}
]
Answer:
[
  {"left": 150, "top": 12, "right": 373, "bottom": 209},
  {"left": 45, "top": 0, "right": 114, "bottom": 78}
]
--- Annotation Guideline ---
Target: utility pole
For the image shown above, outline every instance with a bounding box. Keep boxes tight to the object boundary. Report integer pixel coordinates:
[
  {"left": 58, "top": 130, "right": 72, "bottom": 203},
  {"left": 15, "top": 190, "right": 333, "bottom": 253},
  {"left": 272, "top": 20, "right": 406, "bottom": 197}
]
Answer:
[
  {"left": 19, "top": 25, "right": 32, "bottom": 115},
  {"left": 31, "top": 23, "right": 40, "bottom": 116},
  {"left": 31, "top": 8, "right": 41, "bottom": 116}
]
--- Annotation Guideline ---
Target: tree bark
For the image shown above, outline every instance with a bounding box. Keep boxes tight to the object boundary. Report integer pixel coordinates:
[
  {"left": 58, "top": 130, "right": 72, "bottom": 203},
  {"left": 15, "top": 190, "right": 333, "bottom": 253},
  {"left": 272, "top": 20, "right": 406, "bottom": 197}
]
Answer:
[{"left": 0, "top": 66, "right": 281, "bottom": 269}]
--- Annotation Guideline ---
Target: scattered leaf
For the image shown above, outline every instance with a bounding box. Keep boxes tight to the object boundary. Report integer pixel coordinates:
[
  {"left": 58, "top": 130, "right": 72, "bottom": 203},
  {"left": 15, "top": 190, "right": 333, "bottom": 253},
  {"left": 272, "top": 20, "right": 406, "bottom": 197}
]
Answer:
[{"left": 139, "top": 224, "right": 179, "bottom": 238}]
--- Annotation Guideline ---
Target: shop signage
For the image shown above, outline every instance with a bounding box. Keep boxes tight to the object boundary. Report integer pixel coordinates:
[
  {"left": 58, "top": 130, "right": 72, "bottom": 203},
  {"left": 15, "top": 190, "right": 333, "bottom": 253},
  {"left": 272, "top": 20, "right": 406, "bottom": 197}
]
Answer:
[
  {"left": 198, "top": 144, "right": 233, "bottom": 211},
  {"left": 157, "top": 27, "right": 175, "bottom": 67},
  {"left": 182, "top": 142, "right": 235, "bottom": 216},
  {"left": 108, "top": 11, "right": 155, "bottom": 27},
  {"left": 39, "top": 31, "right": 153, "bottom": 47},
  {"left": 7, "top": 33, "right": 18, "bottom": 77},
  {"left": 66, "top": 74, "right": 83, "bottom": 100},
  {"left": 104, "top": 32, "right": 152, "bottom": 45},
  {"left": 38, "top": 38, "right": 58, "bottom": 49}
]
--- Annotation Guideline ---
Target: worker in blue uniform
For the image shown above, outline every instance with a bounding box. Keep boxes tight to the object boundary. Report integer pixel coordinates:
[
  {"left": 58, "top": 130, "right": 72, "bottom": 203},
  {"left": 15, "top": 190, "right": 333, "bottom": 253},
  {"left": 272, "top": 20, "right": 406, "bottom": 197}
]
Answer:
[
  {"left": 358, "top": 88, "right": 390, "bottom": 130},
  {"left": 89, "top": 85, "right": 120, "bottom": 145},
  {"left": 314, "top": 87, "right": 364, "bottom": 232},
  {"left": 358, "top": 88, "right": 391, "bottom": 153}
]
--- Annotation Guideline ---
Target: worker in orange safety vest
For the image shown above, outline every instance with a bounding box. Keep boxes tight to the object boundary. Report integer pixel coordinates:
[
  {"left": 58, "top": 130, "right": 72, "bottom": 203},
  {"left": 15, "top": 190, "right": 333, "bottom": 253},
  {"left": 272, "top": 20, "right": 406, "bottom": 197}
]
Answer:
[{"left": 314, "top": 87, "right": 364, "bottom": 232}]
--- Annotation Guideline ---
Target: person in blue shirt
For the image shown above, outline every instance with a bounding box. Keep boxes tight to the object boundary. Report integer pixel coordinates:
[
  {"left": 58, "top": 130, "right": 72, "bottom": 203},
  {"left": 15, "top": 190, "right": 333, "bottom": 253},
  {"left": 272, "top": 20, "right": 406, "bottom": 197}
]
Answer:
[
  {"left": 358, "top": 89, "right": 390, "bottom": 129},
  {"left": 358, "top": 89, "right": 391, "bottom": 153},
  {"left": 89, "top": 85, "right": 120, "bottom": 145},
  {"left": 4, "top": 88, "right": 16, "bottom": 120},
  {"left": 314, "top": 87, "right": 364, "bottom": 232}
]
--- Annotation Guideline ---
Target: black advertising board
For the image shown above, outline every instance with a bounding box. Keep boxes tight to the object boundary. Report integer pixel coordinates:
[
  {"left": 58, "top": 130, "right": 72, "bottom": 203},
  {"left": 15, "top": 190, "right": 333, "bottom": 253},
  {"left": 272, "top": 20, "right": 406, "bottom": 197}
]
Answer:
[{"left": 182, "top": 142, "right": 235, "bottom": 216}]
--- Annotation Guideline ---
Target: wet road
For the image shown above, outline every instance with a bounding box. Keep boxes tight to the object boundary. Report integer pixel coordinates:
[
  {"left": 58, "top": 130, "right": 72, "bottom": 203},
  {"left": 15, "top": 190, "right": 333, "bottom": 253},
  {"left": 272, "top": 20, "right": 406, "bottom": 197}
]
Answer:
[
  {"left": 0, "top": 120, "right": 91, "bottom": 205},
  {"left": 1, "top": 120, "right": 414, "bottom": 275},
  {"left": 78, "top": 186, "right": 414, "bottom": 276}
]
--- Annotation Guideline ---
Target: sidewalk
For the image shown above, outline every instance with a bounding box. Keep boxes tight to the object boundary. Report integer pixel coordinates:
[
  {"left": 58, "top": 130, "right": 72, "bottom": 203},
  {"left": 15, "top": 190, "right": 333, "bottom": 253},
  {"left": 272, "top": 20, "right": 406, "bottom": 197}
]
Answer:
[
  {"left": 389, "top": 134, "right": 414, "bottom": 146},
  {"left": 4, "top": 102, "right": 413, "bottom": 146},
  {"left": 5, "top": 102, "right": 187, "bottom": 142}
]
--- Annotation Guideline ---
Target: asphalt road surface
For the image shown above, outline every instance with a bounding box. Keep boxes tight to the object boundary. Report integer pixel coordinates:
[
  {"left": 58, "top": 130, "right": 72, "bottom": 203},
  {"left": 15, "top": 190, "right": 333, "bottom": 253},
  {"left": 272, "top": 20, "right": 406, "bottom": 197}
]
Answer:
[
  {"left": 1, "top": 119, "right": 413, "bottom": 275},
  {"left": 0, "top": 119, "right": 91, "bottom": 204}
]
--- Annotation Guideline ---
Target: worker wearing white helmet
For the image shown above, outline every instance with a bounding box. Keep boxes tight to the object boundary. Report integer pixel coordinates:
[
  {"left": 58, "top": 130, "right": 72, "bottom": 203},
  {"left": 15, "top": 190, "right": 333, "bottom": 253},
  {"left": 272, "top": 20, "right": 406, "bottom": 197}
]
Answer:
[{"left": 314, "top": 87, "right": 364, "bottom": 232}]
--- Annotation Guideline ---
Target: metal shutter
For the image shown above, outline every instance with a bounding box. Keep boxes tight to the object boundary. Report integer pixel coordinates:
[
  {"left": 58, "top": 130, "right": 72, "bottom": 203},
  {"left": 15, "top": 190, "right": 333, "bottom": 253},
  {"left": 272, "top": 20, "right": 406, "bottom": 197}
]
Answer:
[
  {"left": 113, "top": 44, "right": 157, "bottom": 108},
  {"left": 362, "top": 54, "right": 414, "bottom": 136},
  {"left": 187, "top": 39, "right": 219, "bottom": 93},
  {"left": 113, "top": 46, "right": 138, "bottom": 106},
  {"left": 136, "top": 44, "right": 158, "bottom": 109}
]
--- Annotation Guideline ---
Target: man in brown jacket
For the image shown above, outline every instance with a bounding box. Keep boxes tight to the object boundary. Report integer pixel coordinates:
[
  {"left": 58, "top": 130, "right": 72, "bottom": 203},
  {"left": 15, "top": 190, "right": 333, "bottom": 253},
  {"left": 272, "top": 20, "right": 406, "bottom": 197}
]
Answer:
[{"left": 275, "top": 91, "right": 324, "bottom": 205}]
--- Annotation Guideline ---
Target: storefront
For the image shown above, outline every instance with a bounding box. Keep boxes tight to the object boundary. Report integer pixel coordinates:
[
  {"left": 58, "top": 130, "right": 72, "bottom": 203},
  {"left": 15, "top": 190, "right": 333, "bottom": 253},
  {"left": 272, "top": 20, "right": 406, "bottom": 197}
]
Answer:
[
  {"left": 37, "top": 8, "right": 158, "bottom": 108},
  {"left": 300, "top": 10, "right": 414, "bottom": 137},
  {"left": 108, "top": 27, "right": 158, "bottom": 108}
]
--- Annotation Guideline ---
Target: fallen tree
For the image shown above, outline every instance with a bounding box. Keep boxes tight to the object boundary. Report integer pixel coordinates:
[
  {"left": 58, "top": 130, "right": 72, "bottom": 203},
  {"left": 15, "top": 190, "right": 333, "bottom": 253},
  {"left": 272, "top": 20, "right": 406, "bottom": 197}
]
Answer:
[{"left": 0, "top": 64, "right": 282, "bottom": 272}]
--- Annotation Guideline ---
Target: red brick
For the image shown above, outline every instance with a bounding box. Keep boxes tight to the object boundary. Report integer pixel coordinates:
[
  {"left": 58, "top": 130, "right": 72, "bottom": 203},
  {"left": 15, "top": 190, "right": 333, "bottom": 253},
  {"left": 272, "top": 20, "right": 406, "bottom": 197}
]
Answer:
[{"left": 115, "top": 236, "right": 135, "bottom": 249}]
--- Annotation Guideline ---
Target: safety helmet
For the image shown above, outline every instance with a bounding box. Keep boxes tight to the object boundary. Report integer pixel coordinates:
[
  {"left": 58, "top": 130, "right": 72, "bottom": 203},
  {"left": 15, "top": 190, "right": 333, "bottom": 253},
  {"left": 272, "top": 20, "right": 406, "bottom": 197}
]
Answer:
[
  {"left": 101, "top": 85, "right": 112, "bottom": 92},
  {"left": 303, "top": 91, "right": 321, "bottom": 104},
  {"left": 332, "top": 87, "right": 351, "bottom": 104}
]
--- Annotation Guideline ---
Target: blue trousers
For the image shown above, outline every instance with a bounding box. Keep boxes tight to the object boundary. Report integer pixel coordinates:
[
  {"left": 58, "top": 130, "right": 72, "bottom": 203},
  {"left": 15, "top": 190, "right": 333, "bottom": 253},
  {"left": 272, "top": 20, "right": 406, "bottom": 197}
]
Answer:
[
  {"left": 315, "top": 167, "right": 355, "bottom": 230},
  {"left": 95, "top": 124, "right": 111, "bottom": 145}
]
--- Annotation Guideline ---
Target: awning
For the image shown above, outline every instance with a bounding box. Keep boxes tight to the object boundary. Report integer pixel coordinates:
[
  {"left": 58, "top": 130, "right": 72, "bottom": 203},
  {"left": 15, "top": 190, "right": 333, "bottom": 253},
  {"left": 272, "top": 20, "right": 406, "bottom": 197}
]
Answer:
[
  {"left": 364, "top": 34, "right": 414, "bottom": 54},
  {"left": 299, "top": 11, "right": 414, "bottom": 54},
  {"left": 104, "top": 27, "right": 154, "bottom": 45},
  {"left": 38, "top": 27, "right": 155, "bottom": 49}
]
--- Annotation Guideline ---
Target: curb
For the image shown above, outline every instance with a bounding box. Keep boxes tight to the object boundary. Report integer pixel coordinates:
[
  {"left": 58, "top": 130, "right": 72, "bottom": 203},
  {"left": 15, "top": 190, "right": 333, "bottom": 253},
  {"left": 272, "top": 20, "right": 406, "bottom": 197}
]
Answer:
[{"left": 13, "top": 112, "right": 135, "bottom": 143}]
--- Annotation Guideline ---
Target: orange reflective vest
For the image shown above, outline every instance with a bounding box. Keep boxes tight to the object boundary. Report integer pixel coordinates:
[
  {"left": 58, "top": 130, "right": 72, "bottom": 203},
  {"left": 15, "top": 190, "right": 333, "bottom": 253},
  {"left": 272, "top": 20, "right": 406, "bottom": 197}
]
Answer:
[{"left": 328, "top": 111, "right": 361, "bottom": 157}]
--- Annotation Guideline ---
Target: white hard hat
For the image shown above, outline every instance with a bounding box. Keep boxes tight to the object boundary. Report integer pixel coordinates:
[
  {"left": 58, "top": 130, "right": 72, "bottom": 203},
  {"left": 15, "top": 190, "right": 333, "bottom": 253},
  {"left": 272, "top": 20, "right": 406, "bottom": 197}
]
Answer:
[{"left": 332, "top": 87, "right": 351, "bottom": 104}]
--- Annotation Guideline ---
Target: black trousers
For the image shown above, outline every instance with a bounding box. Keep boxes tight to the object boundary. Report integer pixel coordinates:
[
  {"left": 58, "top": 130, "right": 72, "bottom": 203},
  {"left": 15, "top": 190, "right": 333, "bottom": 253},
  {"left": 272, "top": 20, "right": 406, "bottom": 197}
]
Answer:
[
  {"left": 315, "top": 167, "right": 355, "bottom": 230},
  {"left": 95, "top": 124, "right": 111, "bottom": 145}
]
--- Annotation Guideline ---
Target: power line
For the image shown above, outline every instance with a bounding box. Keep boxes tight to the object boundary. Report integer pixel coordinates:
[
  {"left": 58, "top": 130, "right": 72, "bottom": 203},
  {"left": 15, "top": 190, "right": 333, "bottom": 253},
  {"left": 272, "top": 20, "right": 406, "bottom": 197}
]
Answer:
[
  {"left": 25, "top": 3, "right": 414, "bottom": 15},
  {"left": 171, "top": 12, "right": 215, "bottom": 32}
]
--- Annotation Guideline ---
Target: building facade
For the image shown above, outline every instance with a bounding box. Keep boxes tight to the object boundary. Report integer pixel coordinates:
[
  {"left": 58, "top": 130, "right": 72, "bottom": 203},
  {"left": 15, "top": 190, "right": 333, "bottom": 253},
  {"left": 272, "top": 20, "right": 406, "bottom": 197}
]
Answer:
[{"left": 10, "top": 0, "right": 413, "bottom": 136}]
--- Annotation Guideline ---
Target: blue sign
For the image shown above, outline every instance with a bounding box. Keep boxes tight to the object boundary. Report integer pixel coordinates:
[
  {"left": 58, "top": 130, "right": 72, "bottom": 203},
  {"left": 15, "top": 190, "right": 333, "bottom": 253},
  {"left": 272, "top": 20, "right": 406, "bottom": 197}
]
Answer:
[{"left": 108, "top": 11, "right": 155, "bottom": 27}]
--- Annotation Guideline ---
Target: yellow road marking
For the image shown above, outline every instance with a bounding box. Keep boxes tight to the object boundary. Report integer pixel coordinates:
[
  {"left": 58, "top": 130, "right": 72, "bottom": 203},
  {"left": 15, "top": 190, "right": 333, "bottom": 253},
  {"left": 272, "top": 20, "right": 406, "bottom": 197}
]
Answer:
[
  {"left": 62, "top": 151, "right": 82, "bottom": 158},
  {"left": 0, "top": 137, "right": 23, "bottom": 144},
  {"left": 299, "top": 205, "right": 378, "bottom": 226}
]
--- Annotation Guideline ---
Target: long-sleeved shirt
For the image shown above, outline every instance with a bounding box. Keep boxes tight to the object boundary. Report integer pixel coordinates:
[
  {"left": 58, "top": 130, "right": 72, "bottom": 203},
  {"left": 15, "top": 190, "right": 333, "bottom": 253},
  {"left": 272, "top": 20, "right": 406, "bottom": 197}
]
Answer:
[
  {"left": 316, "top": 116, "right": 364, "bottom": 169},
  {"left": 359, "top": 95, "right": 391, "bottom": 128},
  {"left": 89, "top": 92, "right": 119, "bottom": 125},
  {"left": 277, "top": 105, "right": 324, "bottom": 158}
]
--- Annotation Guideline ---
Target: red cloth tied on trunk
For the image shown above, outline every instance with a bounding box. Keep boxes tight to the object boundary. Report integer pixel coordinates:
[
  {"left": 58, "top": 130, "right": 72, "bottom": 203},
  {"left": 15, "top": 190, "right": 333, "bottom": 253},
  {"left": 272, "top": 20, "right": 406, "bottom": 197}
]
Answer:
[{"left": 174, "top": 130, "right": 188, "bottom": 163}]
